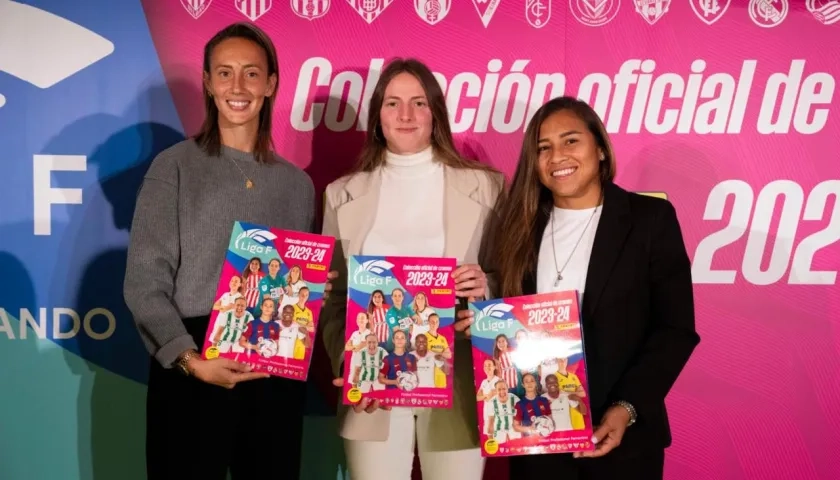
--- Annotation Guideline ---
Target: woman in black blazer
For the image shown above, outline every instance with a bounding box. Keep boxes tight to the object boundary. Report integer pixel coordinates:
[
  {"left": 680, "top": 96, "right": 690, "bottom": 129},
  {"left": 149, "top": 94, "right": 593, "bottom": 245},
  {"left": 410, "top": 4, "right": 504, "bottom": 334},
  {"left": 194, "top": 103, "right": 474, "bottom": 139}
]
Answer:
[{"left": 485, "top": 96, "right": 700, "bottom": 479}]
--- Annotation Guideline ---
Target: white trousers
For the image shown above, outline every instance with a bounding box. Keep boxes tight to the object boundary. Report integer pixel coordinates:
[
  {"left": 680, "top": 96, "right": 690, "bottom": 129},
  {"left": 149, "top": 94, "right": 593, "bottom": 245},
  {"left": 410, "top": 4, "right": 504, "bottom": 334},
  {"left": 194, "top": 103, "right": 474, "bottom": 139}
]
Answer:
[{"left": 344, "top": 407, "right": 485, "bottom": 480}]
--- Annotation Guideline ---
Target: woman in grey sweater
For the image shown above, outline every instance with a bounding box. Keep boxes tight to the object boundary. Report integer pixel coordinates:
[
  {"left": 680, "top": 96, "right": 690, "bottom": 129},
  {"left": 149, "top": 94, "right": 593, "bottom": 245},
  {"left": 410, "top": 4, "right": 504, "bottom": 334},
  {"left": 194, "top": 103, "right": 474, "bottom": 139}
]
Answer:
[{"left": 124, "top": 23, "right": 320, "bottom": 479}]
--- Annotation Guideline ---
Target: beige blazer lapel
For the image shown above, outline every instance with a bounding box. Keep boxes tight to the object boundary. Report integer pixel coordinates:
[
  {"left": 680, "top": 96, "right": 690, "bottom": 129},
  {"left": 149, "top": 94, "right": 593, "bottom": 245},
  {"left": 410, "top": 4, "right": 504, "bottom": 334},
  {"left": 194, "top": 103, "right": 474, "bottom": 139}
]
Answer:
[
  {"left": 443, "top": 167, "right": 483, "bottom": 261},
  {"left": 336, "top": 169, "right": 382, "bottom": 257}
]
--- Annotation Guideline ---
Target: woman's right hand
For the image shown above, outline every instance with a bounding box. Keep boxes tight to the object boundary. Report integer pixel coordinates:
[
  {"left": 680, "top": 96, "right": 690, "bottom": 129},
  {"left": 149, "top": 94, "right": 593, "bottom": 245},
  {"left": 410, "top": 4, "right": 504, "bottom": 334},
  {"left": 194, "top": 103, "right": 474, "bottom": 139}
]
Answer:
[
  {"left": 191, "top": 358, "right": 269, "bottom": 389},
  {"left": 332, "top": 377, "right": 391, "bottom": 413}
]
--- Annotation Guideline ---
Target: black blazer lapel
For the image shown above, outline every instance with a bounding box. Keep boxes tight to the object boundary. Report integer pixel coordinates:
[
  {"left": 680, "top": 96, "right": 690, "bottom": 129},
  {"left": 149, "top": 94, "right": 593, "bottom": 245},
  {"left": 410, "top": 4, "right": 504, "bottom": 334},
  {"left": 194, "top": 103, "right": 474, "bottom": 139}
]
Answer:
[{"left": 582, "top": 182, "right": 632, "bottom": 319}]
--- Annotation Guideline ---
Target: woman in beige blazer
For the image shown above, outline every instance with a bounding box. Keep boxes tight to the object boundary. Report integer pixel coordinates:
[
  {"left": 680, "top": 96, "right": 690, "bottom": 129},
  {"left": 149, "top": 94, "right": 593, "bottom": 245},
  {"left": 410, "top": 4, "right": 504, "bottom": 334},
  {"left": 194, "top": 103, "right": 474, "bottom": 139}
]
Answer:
[{"left": 320, "top": 58, "right": 504, "bottom": 480}]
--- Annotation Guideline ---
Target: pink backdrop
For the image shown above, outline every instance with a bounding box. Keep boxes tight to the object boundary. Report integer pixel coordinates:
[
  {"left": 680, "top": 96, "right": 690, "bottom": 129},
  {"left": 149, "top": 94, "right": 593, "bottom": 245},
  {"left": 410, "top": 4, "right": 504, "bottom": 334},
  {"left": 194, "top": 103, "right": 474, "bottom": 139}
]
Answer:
[{"left": 144, "top": 1, "right": 840, "bottom": 478}]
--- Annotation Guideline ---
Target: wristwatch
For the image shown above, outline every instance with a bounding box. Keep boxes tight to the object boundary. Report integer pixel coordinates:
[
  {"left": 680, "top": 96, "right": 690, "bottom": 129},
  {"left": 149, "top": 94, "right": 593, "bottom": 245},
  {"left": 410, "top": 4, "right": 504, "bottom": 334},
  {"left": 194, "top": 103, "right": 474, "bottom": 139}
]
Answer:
[
  {"left": 175, "top": 349, "right": 199, "bottom": 376},
  {"left": 613, "top": 400, "right": 637, "bottom": 427}
]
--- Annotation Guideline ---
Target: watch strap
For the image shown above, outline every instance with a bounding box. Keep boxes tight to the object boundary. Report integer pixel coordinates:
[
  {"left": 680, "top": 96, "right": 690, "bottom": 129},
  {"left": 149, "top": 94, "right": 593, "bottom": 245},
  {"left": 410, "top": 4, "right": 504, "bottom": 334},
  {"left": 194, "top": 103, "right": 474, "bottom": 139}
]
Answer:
[{"left": 176, "top": 349, "right": 199, "bottom": 376}]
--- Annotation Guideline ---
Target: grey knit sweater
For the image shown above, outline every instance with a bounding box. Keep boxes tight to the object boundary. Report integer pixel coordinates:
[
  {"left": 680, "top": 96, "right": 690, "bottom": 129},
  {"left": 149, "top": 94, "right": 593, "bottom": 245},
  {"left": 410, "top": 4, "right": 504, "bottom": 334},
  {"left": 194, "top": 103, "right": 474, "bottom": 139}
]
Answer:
[{"left": 124, "top": 139, "right": 315, "bottom": 368}]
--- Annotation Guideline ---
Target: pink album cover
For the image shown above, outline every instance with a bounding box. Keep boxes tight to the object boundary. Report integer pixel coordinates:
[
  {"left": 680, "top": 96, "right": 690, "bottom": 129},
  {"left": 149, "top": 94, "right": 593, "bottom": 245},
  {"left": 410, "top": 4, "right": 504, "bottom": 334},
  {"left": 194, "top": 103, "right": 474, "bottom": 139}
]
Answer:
[
  {"left": 469, "top": 291, "right": 595, "bottom": 457},
  {"left": 342, "top": 255, "right": 457, "bottom": 408},
  {"left": 200, "top": 221, "right": 335, "bottom": 381}
]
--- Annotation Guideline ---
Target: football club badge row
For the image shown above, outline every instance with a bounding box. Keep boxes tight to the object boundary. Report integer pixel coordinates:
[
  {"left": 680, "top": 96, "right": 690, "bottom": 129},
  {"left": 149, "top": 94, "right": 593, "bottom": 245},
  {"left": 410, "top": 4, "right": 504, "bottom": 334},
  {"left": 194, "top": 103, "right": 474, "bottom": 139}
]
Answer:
[{"left": 181, "top": 0, "right": 840, "bottom": 28}]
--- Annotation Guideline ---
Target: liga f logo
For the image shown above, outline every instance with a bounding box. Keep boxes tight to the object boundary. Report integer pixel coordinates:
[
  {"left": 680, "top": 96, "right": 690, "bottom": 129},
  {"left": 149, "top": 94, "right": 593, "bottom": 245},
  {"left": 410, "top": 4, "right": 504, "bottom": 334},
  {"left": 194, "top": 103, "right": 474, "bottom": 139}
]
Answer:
[
  {"left": 357, "top": 259, "right": 395, "bottom": 276},
  {"left": 181, "top": 0, "right": 213, "bottom": 19},
  {"left": 236, "top": 0, "right": 273, "bottom": 21},
  {"left": 234, "top": 229, "right": 278, "bottom": 250},
  {"left": 352, "top": 258, "right": 395, "bottom": 285},
  {"left": 480, "top": 303, "right": 515, "bottom": 320}
]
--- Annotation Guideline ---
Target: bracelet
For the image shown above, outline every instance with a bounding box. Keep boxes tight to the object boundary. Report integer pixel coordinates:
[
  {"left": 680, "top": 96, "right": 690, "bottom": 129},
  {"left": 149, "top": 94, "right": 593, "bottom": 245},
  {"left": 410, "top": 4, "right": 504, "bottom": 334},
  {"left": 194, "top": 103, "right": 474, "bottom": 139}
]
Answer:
[{"left": 613, "top": 400, "right": 637, "bottom": 426}]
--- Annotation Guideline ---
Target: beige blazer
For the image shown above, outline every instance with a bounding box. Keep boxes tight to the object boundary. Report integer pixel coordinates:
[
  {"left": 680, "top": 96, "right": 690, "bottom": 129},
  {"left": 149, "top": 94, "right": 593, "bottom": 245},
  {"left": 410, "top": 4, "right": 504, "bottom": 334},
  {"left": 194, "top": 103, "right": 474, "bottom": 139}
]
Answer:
[{"left": 320, "top": 164, "right": 503, "bottom": 450}]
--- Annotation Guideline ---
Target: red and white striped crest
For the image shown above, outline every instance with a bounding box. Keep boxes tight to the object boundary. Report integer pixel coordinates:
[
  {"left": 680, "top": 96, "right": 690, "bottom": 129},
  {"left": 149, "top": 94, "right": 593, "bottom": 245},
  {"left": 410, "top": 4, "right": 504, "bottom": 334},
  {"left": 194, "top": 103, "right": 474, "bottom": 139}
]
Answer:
[
  {"left": 181, "top": 0, "right": 213, "bottom": 19},
  {"left": 235, "top": 0, "right": 273, "bottom": 21},
  {"left": 291, "top": 0, "right": 330, "bottom": 20}
]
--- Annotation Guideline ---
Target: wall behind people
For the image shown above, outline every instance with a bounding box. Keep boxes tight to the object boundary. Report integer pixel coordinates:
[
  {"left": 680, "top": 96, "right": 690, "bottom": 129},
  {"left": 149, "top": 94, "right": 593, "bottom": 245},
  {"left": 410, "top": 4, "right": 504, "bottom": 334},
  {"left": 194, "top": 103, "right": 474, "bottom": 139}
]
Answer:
[{"left": 0, "top": 1, "right": 838, "bottom": 479}]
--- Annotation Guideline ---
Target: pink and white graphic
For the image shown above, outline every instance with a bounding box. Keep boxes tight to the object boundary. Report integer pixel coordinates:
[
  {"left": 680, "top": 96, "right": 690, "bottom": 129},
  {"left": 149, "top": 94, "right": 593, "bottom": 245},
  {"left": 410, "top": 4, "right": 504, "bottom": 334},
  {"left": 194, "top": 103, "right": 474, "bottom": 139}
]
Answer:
[
  {"left": 690, "top": 0, "right": 730, "bottom": 25},
  {"left": 470, "top": 291, "right": 595, "bottom": 457},
  {"left": 347, "top": 0, "right": 394, "bottom": 24},
  {"left": 472, "top": 0, "right": 502, "bottom": 27},
  {"left": 291, "top": 0, "right": 330, "bottom": 20},
  {"left": 181, "top": 0, "right": 212, "bottom": 18},
  {"left": 235, "top": 0, "right": 272, "bottom": 20},
  {"left": 141, "top": 2, "right": 840, "bottom": 477},
  {"left": 634, "top": 0, "right": 670, "bottom": 25},
  {"left": 526, "top": 0, "right": 550, "bottom": 28},
  {"left": 415, "top": 0, "right": 450, "bottom": 25},
  {"left": 200, "top": 222, "right": 336, "bottom": 381},
  {"left": 748, "top": 0, "right": 788, "bottom": 28},
  {"left": 807, "top": 0, "right": 840, "bottom": 24},
  {"left": 568, "top": 0, "right": 620, "bottom": 27},
  {"left": 342, "top": 255, "right": 457, "bottom": 409}
]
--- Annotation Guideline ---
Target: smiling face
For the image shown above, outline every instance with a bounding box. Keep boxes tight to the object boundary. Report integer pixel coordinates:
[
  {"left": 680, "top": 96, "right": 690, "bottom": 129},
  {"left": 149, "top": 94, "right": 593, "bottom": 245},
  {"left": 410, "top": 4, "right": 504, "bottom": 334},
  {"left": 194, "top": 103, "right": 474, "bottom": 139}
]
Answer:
[
  {"left": 281, "top": 305, "right": 294, "bottom": 326},
  {"left": 537, "top": 109, "right": 604, "bottom": 209},
  {"left": 204, "top": 37, "right": 276, "bottom": 131},
  {"left": 268, "top": 259, "right": 280, "bottom": 277},
  {"left": 229, "top": 275, "right": 242, "bottom": 292},
  {"left": 379, "top": 72, "right": 433, "bottom": 155},
  {"left": 391, "top": 289, "right": 404, "bottom": 308},
  {"left": 373, "top": 291, "right": 384, "bottom": 306}
]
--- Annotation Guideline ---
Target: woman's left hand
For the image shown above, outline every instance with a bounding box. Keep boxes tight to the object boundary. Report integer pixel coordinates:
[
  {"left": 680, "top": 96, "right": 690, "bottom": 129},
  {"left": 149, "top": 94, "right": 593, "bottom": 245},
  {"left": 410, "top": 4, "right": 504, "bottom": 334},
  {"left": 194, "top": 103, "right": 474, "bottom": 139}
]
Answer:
[
  {"left": 573, "top": 405, "right": 631, "bottom": 458},
  {"left": 452, "top": 264, "right": 487, "bottom": 299},
  {"left": 323, "top": 271, "right": 339, "bottom": 299}
]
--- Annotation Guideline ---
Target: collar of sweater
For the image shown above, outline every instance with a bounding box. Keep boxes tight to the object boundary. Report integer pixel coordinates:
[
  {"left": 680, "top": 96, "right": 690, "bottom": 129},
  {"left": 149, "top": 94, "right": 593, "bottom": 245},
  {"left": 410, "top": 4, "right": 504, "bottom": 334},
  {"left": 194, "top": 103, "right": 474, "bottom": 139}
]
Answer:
[{"left": 383, "top": 145, "right": 438, "bottom": 178}]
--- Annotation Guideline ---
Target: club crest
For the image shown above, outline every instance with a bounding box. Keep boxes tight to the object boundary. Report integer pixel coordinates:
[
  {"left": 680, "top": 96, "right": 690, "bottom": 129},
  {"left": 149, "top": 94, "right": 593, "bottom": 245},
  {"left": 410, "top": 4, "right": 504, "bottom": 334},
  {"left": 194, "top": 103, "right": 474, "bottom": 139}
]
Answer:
[
  {"left": 472, "top": 0, "right": 502, "bottom": 28},
  {"left": 634, "top": 0, "right": 670, "bottom": 25},
  {"left": 568, "top": 0, "right": 620, "bottom": 27},
  {"left": 348, "top": 0, "right": 395, "bottom": 24},
  {"left": 291, "top": 0, "right": 330, "bottom": 20},
  {"left": 526, "top": 0, "right": 551, "bottom": 28},
  {"left": 806, "top": 0, "right": 840, "bottom": 24},
  {"left": 748, "top": 0, "right": 788, "bottom": 28},
  {"left": 415, "top": 0, "right": 451, "bottom": 25},
  {"left": 181, "top": 0, "right": 213, "bottom": 19},
  {"left": 690, "top": 0, "right": 730, "bottom": 25},
  {"left": 235, "top": 0, "right": 273, "bottom": 21}
]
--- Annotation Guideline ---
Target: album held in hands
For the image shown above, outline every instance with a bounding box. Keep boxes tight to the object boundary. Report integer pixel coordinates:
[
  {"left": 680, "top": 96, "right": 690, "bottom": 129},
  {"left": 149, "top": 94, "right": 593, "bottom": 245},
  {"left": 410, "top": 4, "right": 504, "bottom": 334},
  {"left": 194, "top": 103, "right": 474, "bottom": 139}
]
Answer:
[
  {"left": 469, "top": 290, "right": 595, "bottom": 457},
  {"left": 200, "top": 221, "right": 335, "bottom": 381},
  {"left": 342, "top": 255, "right": 457, "bottom": 408}
]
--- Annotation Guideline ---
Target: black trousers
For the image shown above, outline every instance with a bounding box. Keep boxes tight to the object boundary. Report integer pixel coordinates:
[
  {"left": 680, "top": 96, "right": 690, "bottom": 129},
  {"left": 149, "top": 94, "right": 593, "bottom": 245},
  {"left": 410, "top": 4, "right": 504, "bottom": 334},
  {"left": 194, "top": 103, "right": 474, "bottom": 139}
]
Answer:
[
  {"left": 145, "top": 316, "right": 306, "bottom": 480},
  {"left": 508, "top": 447, "right": 665, "bottom": 480}
]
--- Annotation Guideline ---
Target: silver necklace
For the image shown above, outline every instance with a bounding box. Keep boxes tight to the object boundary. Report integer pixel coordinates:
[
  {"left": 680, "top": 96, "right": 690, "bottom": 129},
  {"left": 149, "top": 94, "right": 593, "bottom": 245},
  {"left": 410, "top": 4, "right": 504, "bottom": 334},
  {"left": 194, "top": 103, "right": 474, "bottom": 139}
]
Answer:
[{"left": 549, "top": 198, "right": 602, "bottom": 287}]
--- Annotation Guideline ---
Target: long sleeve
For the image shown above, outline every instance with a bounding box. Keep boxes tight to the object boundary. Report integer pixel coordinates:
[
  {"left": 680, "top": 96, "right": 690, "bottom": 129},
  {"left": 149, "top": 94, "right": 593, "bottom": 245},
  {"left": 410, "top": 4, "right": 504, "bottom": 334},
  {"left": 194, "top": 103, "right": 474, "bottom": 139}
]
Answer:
[
  {"left": 609, "top": 201, "right": 701, "bottom": 418},
  {"left": 123, "top": 158, "right": 195, "bottom": 368},
  {"left": 319, "top": 191, "right": 348, "bottom": 378}
]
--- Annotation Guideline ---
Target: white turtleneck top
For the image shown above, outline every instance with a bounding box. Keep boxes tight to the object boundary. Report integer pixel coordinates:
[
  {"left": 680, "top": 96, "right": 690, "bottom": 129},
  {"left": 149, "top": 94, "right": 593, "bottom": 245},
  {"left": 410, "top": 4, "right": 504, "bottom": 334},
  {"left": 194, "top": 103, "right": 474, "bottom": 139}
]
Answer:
[{"left": 361, "top": 146, "right": 446, "bottom": 258}]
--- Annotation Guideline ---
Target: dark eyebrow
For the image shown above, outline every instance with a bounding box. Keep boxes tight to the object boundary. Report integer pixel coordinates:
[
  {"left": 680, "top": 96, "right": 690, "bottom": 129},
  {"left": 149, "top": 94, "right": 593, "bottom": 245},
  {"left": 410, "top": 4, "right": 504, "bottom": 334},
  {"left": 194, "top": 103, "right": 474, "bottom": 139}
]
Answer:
[
  {"left": 216, "top": 64, "right": 263, "bottom": 70},
  {"left": 384, "top": 95, "right": 427, "bottom": 101},
  {"left": 538, "top": 130, "right": 581, "bottom": 143}
]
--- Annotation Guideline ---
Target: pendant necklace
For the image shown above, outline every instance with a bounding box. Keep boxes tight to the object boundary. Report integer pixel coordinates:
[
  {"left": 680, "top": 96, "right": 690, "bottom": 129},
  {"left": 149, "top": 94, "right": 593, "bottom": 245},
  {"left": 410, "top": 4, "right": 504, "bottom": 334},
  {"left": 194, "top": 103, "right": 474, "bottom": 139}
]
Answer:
[
  {"left": 549, "top": 195, "right": 602, "bottom": 287},
  {"left": 228, "top": 156, "right": 255, "bottom": 189}
]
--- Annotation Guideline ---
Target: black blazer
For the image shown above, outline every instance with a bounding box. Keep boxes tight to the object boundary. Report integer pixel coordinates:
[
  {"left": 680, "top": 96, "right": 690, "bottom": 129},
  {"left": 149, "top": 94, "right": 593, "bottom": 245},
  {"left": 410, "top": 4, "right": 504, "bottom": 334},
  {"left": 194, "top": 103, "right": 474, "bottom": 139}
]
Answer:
[{"left": 522, "top": 182, "right": 700, "bottom": 455}]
